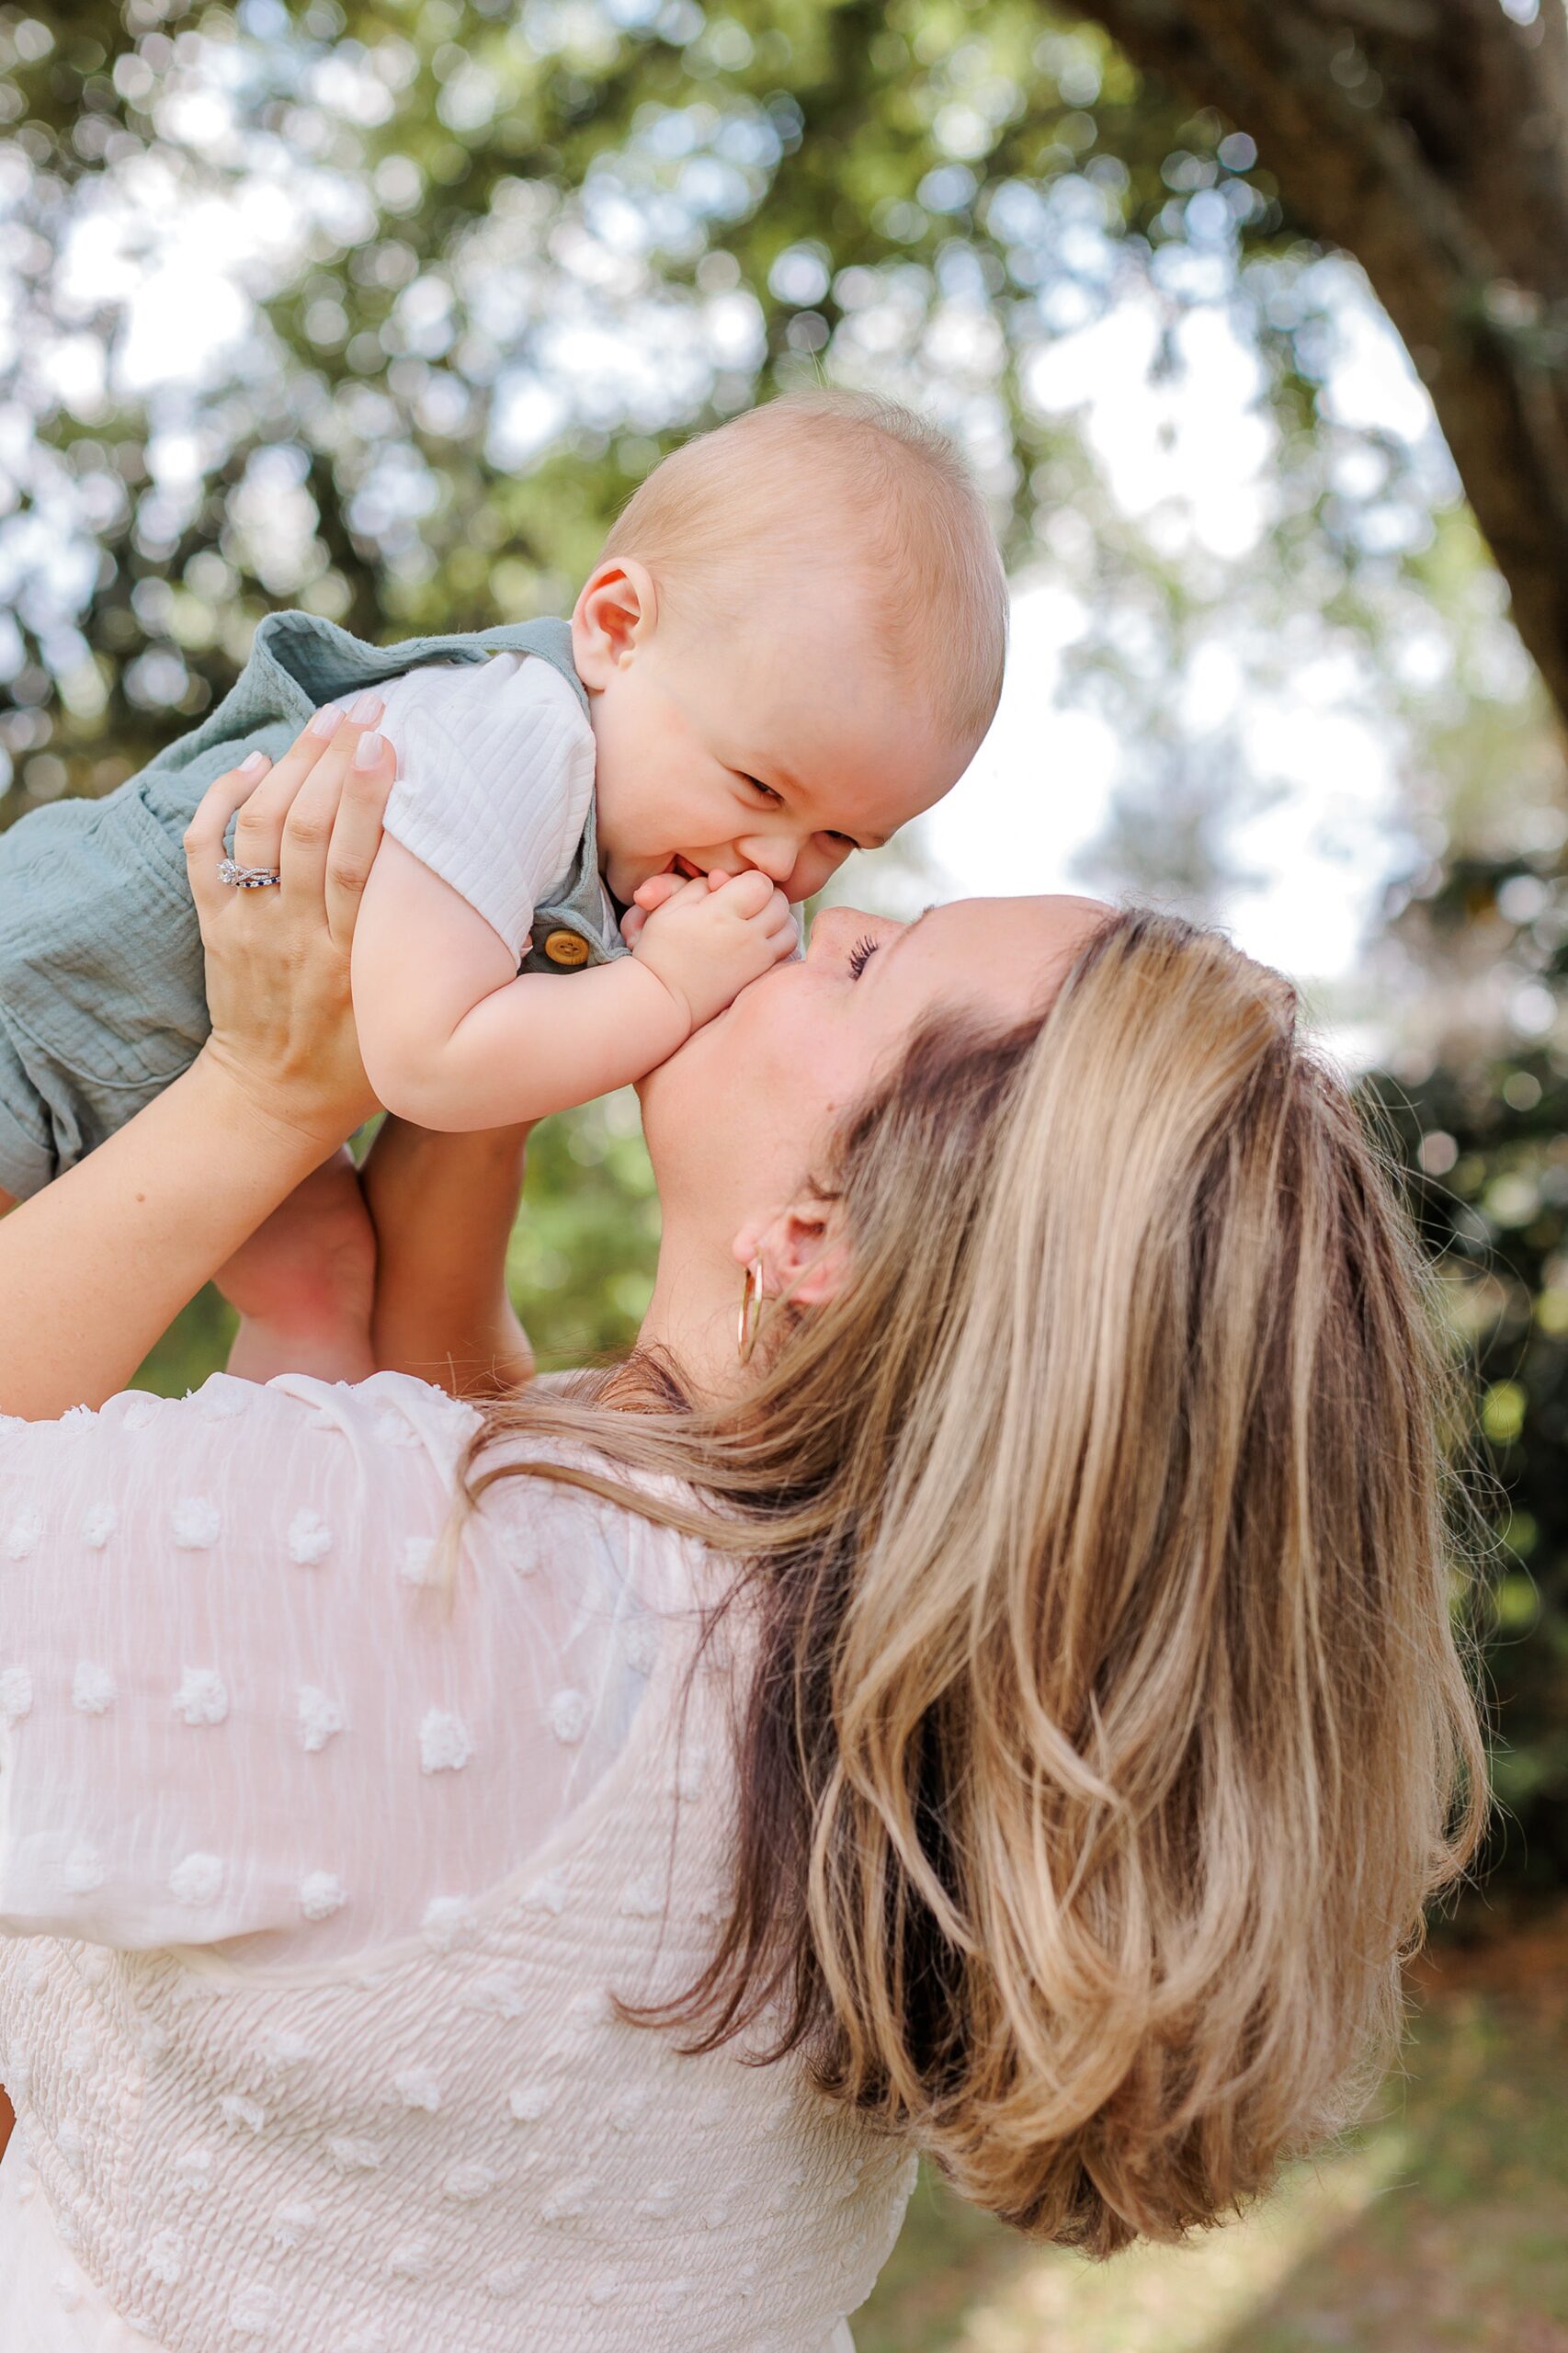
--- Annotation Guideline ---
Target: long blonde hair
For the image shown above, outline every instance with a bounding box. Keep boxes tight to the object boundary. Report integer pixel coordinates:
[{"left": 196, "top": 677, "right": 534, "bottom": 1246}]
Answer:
[{"left": 463, "top": 906, "right": 1487, "bottom": 2256}]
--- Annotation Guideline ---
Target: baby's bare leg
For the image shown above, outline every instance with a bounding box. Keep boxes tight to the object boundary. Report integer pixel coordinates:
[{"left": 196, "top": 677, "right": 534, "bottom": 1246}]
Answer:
[{"left": 216, "top": 1147, "right": 377, "bottom": 1384}]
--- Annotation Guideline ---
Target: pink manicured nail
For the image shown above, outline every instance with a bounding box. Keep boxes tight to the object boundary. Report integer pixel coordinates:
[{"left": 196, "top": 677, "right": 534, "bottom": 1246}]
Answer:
[
  {"left": 353, "top": 729, "right": 385, "bottom": 769},
  {"left": 309, "top": 703, "right": 345, "bottom": 738},
  {"left": 347, "top": 689, "right": 384, "bottom": 724},
  {"left": 238, "top": 750, "right": 268, "bottom": 779}
]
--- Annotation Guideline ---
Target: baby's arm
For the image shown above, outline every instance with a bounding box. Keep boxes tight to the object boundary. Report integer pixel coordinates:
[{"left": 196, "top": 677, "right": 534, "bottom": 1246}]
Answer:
[{"left": 353, "top": 842, "right": 793, "bottom": 1130}]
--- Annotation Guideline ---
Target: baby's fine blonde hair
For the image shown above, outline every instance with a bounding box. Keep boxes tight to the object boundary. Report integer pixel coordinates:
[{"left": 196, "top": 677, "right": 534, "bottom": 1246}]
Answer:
[{"left": 601, "top": 389, "right": 1009, "bottom": 748}]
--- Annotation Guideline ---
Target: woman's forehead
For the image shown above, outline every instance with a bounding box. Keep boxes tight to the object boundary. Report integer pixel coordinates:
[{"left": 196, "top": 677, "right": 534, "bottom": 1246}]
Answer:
[{"left": 921, "top": 892, "right": 1110, "bottom": 970}]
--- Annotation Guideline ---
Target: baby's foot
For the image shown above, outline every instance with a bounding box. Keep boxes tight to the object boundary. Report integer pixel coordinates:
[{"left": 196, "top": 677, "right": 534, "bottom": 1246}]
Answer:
[{"left": 216, "top": 1147, "right": 376, "bottom": 1382}]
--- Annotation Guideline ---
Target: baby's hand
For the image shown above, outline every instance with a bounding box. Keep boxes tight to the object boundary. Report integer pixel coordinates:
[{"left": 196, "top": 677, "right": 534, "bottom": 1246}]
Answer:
[
  {"left": 618, "top": 868, "right": 689, "bottom": 950},
  {"left": 631, "top": 869, "right": 797, "bottom": 1029}
]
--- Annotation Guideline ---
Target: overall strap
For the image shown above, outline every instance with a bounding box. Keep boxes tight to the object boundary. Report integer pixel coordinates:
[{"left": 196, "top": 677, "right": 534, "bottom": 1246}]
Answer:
[{"left": 256, "top": 608, "right": 584, "bottom": 709}]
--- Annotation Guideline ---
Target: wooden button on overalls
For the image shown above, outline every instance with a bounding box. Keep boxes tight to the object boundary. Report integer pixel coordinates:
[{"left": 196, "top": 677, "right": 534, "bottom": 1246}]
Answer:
[{"left": 542, "top": 928, "right": 590, "bottom": 968}]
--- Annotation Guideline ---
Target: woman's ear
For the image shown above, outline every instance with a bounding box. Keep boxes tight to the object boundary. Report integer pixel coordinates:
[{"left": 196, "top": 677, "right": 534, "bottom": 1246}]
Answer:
[
  {"left": 572, "top": 558, "right": 658, "bottom": 687},
  {"left": 744, "top": 1199, "right": 849, "bottom": 1310}
]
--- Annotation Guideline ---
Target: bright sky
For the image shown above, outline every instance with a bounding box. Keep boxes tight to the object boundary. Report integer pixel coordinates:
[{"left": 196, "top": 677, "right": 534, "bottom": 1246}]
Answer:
[
  {"left": 873, "top": 286, "right": 1433, "bottom": 988},
  {"left": 919, "top": 576, "right": 1404, "bottom": 983}
]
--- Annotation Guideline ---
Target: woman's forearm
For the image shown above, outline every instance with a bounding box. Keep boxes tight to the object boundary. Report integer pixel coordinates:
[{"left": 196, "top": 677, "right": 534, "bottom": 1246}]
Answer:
[
  {"left": 0, "top": 1058, "right": 329, "bottom": 1419},
  {"left": 360, "top": 1116, "right": 533, "bottom": 1396}
]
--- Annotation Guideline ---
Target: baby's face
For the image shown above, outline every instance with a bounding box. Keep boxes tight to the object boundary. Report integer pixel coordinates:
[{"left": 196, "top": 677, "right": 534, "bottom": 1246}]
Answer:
[{"left": 578, "top": 576, "right": 971, "bottom": 911}]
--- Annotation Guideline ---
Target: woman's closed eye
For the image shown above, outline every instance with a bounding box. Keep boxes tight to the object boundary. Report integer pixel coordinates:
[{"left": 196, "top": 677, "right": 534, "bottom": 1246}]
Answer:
[{"left": 847, "top": 935, "right": 881, "bottom": 980}]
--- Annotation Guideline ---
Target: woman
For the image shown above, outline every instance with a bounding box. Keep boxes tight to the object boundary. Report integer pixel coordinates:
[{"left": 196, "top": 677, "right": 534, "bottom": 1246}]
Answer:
[{"left": 0, "top": 705, "right": 1485, "bottom": 2350}]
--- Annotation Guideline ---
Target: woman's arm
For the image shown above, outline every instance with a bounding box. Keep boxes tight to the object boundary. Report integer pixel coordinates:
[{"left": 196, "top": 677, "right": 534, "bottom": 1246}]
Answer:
[
  {"left": 360, "top": 1114, "right": 534, "bottom": 1396},
  {"left": 0, "top": 1061, "right": 352, "bottom": 1419},
  {"left": 0, "top": 712, "right": 393, "bottom": 1419}
]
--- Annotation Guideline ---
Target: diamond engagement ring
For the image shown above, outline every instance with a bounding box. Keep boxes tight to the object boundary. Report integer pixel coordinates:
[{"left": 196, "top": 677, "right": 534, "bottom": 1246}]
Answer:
[{"left": 217, "top": 858, "right": 282, "bottom": 889}]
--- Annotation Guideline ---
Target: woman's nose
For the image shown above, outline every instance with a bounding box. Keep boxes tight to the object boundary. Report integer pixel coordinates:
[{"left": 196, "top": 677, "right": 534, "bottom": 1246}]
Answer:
[{"left": 803, "top": 904, "right": 877, "bottom": 962}]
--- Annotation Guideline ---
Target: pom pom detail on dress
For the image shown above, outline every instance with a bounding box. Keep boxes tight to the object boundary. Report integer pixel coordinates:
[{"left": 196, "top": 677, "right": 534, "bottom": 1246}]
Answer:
[
  {"left": 417, "top": 1709, "right": 472, "bottom": 1773},
  {"left": 171, "top": 1668, "right": 228, "bottom": 1727},
  {"left": 72, "top": 1663, "right": 116, "bottom": 1715}
]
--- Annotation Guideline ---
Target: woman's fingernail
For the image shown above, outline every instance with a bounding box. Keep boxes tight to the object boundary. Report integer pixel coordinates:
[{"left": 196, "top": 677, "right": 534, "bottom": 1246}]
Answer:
[
  {"left": 309, "top": 703, "right": 346, "bottom": 738},
  {"left": 353, "top": 729, "right": 385, "bottom": 769},
  {"left": 238, "top": 750, "right": 268, "bottom": 779},
  {"left": 347, "top": 689, "right": 384, "bottom": 724}
]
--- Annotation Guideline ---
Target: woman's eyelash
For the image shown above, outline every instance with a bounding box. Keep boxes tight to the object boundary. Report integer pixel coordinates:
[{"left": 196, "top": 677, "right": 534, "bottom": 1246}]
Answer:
[{"left": 847, "top": 935, "right": 881, "bottom": 980}]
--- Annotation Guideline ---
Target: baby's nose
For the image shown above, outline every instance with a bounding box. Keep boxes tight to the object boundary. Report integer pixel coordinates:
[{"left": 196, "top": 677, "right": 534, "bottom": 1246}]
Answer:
[{"left": 737, "top": 835, "right": 799, "bottom": 885}]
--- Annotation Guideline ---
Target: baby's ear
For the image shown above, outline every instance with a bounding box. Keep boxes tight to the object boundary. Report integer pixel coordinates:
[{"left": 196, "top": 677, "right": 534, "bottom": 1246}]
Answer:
[{"left": 572, "top": 558, "right": 658, "bottom": 681}]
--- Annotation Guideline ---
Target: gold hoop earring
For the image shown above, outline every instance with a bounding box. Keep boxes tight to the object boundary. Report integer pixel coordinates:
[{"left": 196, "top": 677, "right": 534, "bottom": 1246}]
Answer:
[{"left": 737, "top": 1257, "right": 766, "bottom": 1362}]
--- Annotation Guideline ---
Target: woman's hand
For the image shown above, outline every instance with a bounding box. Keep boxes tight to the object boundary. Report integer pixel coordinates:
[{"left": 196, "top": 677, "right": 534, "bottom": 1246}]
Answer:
[
  {"left": 187, "top": 703, "right": 394, "bottom": 1155},
  {"left": 0, "top": 703, "right": 395, "bottom": 1418}
]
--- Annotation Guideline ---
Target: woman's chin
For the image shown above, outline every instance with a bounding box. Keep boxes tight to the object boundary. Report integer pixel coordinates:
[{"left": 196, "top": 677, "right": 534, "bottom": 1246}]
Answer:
[{"left": 640, "top": 952, "right": 799, "bottom": 1120}]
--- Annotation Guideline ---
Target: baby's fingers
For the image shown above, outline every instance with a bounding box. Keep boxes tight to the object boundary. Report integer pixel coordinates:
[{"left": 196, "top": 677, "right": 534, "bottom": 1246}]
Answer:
[
  {"left": 714, "top": 869, "right": 775, "bottom": 916},
  {"left": 632, "top": 871, "right": 685, "bottom": 913}
]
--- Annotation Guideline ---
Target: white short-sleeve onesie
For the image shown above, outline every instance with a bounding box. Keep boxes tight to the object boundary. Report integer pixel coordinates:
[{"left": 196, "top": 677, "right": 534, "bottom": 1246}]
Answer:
[{"left": 378, "top": 655, "right": 597, "bottom": 964}]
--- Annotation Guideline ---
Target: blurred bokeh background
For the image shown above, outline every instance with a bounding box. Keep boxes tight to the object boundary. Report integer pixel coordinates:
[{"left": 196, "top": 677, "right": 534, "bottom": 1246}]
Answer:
[{"left": 3, "top": 2, "right": 1565, "bottom": 2343}]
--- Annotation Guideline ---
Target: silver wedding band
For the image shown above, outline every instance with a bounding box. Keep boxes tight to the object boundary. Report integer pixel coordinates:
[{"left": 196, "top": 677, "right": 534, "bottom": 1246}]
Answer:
[{"left": 218, "top": 857, "right": 281, "bottom": 889}]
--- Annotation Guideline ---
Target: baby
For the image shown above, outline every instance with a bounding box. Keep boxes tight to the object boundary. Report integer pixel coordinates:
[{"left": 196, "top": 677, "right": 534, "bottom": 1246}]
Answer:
[{"left": 0, "top": 391, "right": 1007, "bottom": 1372}]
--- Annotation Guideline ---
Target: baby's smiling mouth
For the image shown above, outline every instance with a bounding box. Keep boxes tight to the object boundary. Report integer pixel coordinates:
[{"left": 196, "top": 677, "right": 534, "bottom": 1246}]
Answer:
[{"left": 667, "top": 855, "right": 705, "bottom": 881}]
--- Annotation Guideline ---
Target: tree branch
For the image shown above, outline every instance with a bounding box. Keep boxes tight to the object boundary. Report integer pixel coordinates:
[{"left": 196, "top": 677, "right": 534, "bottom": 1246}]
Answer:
[{"left": 1086, "top": 0, "right": 1568, "bottom": 722}]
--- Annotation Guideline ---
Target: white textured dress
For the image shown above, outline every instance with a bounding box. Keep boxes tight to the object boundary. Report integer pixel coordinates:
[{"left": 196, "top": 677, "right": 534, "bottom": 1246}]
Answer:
[{"left": 0, "top": 1371, "right": 916, "bottom": 2349}]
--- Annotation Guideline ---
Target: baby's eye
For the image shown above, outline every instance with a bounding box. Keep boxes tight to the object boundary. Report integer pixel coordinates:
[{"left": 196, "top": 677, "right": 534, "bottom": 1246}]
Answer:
[
  {"left": 824, "top": 832, "right": 857, "bottom": 849},
  {"left": 742, "top": 776, "right": 783, "bottom": 806}
]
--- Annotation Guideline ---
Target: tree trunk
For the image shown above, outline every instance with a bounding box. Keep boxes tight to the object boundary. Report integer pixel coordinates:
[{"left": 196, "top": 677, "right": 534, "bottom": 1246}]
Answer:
[{"left": 1085, "top": 0, "right": 1568, "bottom": 723}]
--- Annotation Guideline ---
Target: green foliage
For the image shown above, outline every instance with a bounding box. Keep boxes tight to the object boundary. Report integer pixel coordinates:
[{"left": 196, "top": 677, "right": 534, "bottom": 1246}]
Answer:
[
  {"left": 1366, "top": 847, "right": 1568, "bottom": 1894},
  {"left": 2, "top": 0, "right": 1321, "bottom": 818},
  {"left": 505, "top": 1090, "right": 662, "bottom": 1365}
]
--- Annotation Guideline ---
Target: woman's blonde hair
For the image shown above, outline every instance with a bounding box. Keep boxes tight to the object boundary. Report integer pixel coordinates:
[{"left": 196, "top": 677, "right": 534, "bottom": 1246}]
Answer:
[{"left": 463, "top": 906, "right": 1488, "bottom": 2256}]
